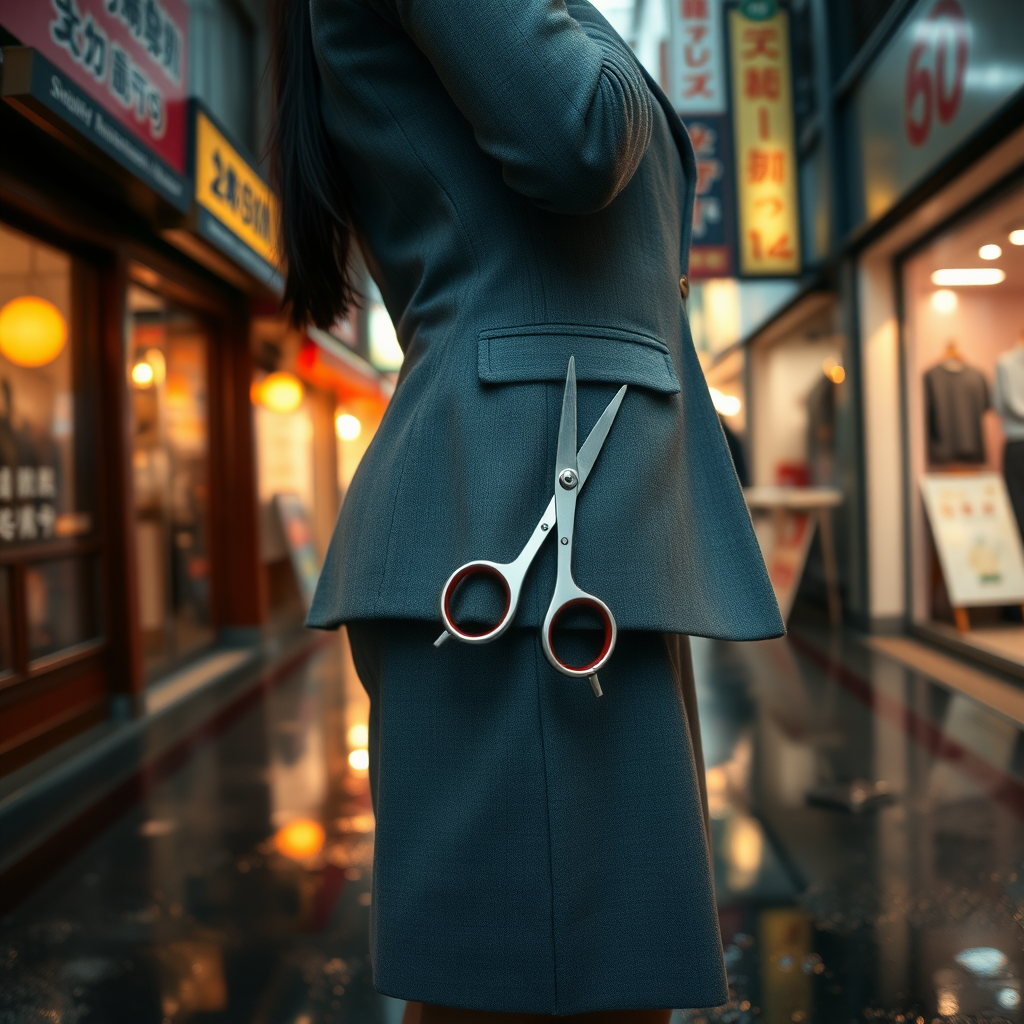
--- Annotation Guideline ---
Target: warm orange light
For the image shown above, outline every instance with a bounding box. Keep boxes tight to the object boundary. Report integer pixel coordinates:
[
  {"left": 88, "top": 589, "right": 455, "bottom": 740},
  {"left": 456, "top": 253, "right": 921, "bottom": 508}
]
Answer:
[
  {"left": 274, "top": 818, "right": 325, "bottom": 860},
  {"left": 823, "top": 357, "right": 846, "bottom": 384},
  {"left": 347, "top": 723, "right": 369, "bottom": 747},
  {"left": 0, "top": 296, "right": 67, "bottom": 367},
  {"left": 348, "top": 749, "right": 370, "bottom": 771},
  {"left": 253, "top": 371, "right": 303, "bottom": 413},
  {"left": 131, "top": 360, "right": 155, "bottom": 387},
  {"left": 335, "top": 412, "right": 362, "bottom": 441}
]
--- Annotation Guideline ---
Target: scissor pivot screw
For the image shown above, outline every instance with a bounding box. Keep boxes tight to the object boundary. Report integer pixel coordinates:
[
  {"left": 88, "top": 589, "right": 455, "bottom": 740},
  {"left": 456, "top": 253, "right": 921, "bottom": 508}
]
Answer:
[
  {"left": 559, "top": 469, "right": 578, "bottom": 490},
  {"left": 541, "top": 524, "right": 549, "bottom": 531},
  {"left": 561, "top": 537, "right": 568, "bottom": 545}
]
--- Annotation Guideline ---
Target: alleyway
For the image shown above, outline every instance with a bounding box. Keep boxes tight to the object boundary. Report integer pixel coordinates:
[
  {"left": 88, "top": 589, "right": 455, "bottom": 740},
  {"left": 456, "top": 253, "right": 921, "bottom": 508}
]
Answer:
[{"left": 3, "top": 620, "right": 1024, "bottom": 1024}]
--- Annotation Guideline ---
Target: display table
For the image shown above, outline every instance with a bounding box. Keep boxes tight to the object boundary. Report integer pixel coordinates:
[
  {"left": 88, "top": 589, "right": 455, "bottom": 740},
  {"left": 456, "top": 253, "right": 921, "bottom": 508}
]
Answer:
[{"left": 744, "top": 486, "right": 843, "bottom": 625}]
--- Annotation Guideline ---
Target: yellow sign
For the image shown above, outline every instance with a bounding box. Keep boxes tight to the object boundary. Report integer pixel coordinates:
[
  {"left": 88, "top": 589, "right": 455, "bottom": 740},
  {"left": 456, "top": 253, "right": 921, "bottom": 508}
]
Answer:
[
  {"left": 729, "top": 9, "right": 800, "bottom": 276},
  {"left": 194, "top": 110, "right": 278, "bottom": 265}
]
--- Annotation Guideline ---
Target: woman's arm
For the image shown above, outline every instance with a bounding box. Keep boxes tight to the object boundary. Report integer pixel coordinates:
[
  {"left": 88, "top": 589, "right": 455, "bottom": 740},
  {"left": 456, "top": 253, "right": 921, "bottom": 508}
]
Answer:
[{"left": 365, "top": 0, "right": 653, "bottom": 214}]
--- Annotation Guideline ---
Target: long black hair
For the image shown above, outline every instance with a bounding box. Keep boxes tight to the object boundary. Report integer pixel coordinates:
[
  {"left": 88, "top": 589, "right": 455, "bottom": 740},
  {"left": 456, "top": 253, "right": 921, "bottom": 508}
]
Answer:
[{"left": 269, "top": 0, "right": 355, "bottom": 328}]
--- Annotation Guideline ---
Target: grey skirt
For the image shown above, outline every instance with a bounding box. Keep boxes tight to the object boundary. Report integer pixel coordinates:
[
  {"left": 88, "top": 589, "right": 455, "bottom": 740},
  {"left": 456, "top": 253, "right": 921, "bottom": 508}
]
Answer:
[{"left": 347, "top": 622, "right": 727, "bottom": 1015}]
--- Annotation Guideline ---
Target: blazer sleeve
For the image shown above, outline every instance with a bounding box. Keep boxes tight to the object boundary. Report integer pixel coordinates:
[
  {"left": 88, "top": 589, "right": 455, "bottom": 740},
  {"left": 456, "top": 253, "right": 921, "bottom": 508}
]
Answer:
[{"left": 366, "top": 0, "right": 653, "bottom": 214}]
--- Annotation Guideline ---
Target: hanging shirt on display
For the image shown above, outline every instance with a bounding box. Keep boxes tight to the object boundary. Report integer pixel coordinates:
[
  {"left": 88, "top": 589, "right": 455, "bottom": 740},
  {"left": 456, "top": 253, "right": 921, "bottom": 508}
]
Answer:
[{"left": 924, "top": 359, "right": 990, "bottom": 465}]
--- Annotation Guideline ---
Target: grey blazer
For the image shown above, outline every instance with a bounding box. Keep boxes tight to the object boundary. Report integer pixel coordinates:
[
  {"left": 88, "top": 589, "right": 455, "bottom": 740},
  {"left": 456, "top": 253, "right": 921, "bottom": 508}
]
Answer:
[{"left": 306, "top": 0, "right": 784, "bottom": 642}]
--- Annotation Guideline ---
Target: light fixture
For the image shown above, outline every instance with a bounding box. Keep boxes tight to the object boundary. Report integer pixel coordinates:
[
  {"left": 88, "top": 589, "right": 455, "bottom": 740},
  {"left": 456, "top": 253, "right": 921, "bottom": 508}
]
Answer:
[
  {"left": 822, "top": 357, "right": 845, "bottom": 383},
  {"left": 931, "top": 268, "right": 1006, "bottom": 286},
  {"left": 979, "top": 244, "right": 1002, "bottom": 260},
  {"left": 335, "top": 412, "right": 362, "bottom": 441},
  {"left": 347, "top": 723, "right": 369, "bottom": 747},
  {"left": 931, "top": 289, "right": 958, "bottom": 313},
  {"left": 273, "top": 818, "right": 325, "bottom": 860},
  {"left": 144, "top": 347, "right": 166, "bottom": 385},
  {"left": 131, "top": 360, "right": 155, "bottom": 387},
  {"left": 348, "top": 748, "right": 370, "bottom": 771},
  {"left": 709, "top": 386, "right": 742, "bottom": 417},
  {"left": 1009, "top": 229, "right": 1024, "bottom": 246},
  {"left": 0, "top": 296, "right": 67, "bottom": 367},
  {"left": 954, "top": 947, "right": 1008, "bottom": 978},
  {"left": 254, "top": 371, "right": 303, "bottom": 412}
]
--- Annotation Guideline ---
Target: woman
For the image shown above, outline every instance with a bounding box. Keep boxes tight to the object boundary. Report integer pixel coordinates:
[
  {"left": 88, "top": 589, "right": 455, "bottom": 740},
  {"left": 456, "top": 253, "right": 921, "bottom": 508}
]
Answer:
[{"left": 270, "top": 0, "right": 784, "bottom": 1020}]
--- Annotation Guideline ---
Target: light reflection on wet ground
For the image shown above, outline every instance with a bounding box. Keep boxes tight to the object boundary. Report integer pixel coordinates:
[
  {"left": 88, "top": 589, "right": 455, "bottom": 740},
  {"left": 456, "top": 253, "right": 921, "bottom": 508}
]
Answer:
[{"left": 3, "top": 620, "right": 1024, "bottom": 1023}]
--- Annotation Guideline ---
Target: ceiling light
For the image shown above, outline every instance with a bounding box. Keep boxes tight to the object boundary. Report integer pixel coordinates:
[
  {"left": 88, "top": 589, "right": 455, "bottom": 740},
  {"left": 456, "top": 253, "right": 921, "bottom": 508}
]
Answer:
[
  {"left": 954, "top": 947, "right": 1008, "bottom": 978},
  {"left": 0, "top": 295, "right": 67, "bottom": 368},
  {"left": 931, "top": 268, "right": 1006, "bottom": 286},
  {"left": 131, "top": 360, "right": 154, "bottom": 387},
  {"left": 979, "top": 244, "right": 1002, "bottom": 260},
  {"left": 1009, "top": 229, "right": 1024, "bottom": 245},
  {"left": 931, "top": 289, "right": 958, "bottom": 313}
]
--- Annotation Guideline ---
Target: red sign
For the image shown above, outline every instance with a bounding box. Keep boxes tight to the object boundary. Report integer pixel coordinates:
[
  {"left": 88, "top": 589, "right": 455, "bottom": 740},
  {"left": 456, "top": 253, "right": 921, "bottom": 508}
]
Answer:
[
  {"left": 0, "top": 0, "right": 188, "bottom": 173},
  {"left": 904, "top": 0, "right": 969, "bottom": 147}
]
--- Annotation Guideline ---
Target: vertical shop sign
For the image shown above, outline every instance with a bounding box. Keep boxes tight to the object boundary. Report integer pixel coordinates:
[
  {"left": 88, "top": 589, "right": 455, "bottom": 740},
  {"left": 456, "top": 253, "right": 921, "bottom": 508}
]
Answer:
[
  {"left": 668, "top": 0, "right": 736, "bottom": 277},
  {"left": 728, "top": 4, "right": 801, "bottom": 276},
  {"left": 0, "top": 0, "right": 188, "bottom": 174}
]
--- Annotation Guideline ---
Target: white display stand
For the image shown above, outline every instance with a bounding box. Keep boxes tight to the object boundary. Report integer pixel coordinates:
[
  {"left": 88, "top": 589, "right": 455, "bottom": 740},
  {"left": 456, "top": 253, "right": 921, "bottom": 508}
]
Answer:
[
  {"left": 920, "top": 472, "right": 1024, "bottom": 632},
  {"left": 744, "top": 486, "right": 843, "bottom": 624}
]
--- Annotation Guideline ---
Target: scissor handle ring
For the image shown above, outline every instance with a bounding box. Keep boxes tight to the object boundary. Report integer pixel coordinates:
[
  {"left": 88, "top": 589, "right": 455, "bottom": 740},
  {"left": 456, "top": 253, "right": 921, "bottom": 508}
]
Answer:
[
  {"left": 543, "top": 595, "right": 617, "bottom": 678},
  {"left": 440, "top": 561, "right": 516, "bottom": 643}
]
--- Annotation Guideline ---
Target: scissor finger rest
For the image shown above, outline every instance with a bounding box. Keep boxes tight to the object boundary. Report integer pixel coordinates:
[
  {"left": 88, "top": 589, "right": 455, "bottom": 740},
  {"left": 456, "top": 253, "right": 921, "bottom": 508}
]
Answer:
[
  {"left": 439, "top": 560, "right": 516, "bottom": 643},
  {"left": 542, "top": 594, "right": 617, "bottom": 679}
]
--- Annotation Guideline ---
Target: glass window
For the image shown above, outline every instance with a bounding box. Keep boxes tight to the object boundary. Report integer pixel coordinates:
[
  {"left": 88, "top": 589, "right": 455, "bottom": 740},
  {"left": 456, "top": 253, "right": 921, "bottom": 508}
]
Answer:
[
  {"left": 0, "top": 567, "right": 12, "bottom": 674},
  {"left": 903, "top": 182, "right": 1024, "bottom": 664},
  {"left": 0, "top": 220, "right": 99, "bottom": 673},
  {"left": 127, "top": 283, "right": 213, "bottom": 678},
  {"left": 0, "top": 224, "right": 93, "bottom": 546},
  {"left": 26, "top": 557, "right": 101, "bottom": 664}
]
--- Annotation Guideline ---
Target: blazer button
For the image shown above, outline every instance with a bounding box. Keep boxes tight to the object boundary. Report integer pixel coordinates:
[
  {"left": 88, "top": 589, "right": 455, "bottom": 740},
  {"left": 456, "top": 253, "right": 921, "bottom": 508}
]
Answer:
[{"left": 679, "top": 275, "right": 690, "bottom": 300}]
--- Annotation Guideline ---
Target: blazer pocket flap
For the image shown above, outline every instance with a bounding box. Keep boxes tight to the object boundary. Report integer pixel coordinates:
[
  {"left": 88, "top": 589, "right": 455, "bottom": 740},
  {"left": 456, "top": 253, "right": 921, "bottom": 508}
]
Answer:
[{"left": 478, "top": 325, "right": 681, "bottom": 394}]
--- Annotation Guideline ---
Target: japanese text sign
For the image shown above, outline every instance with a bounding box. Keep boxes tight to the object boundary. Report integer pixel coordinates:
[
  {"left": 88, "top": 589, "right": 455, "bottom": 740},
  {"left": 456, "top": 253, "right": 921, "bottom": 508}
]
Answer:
[
  {"left": 668, "top": 0, "right": 736, "bottom": 278},
  {"left": 668, "top": 0, "right": 727, "bottom": 114},
  {"left": 193, "top": 107, "right": 280, "bottom": 282},
  {"left": 728, "top": 7, "right": 801, "bottom": 276},
  {"left": 0, "top": 0, "right": 188, "bottom": 173}
]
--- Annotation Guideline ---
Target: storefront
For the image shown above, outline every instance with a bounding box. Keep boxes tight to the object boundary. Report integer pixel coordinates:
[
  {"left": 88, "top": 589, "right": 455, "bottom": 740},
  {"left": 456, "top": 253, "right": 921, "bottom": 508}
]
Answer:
[
  {"left": 0, "top": 2, "right": 388, "bottom": 774},
  {"left": 847, "top": 0, "right": 1024, "bottom": 670}
]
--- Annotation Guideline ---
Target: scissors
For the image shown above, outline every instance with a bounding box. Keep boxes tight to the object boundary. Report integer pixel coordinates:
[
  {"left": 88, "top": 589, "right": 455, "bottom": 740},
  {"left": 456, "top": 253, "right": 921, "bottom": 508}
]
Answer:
[{"left": 434, "top": 357, "right": 626, "bottom": 697}]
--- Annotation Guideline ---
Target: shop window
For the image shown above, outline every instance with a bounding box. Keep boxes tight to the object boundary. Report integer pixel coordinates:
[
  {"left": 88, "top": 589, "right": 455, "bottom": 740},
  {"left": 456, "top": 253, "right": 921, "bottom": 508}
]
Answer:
[
  {"left": 27, "top": 556, "right": 101, "bottom": 664},
  {"left": 0, "top": 221, "right": 100, "bottom": 675},
  {"left": 127, "top": 283, "right": 213, "bottom": 678},
  {"left": 903, "top": 181, "right": 1024, "bottom": 661}
]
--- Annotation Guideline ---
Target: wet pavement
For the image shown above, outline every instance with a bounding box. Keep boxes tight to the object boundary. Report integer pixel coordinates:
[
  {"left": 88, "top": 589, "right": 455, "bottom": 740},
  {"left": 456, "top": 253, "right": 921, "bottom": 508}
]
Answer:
[{"left": 3, "top": 619, "right": 1024, "bottom": 1024}]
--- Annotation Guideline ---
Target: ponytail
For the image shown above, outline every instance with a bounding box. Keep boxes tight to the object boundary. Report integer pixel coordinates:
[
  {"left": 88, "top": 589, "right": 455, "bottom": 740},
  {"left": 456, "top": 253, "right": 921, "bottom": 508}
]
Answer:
[{"left": 269, "top": 0, "right": 355, "bottom": 328}]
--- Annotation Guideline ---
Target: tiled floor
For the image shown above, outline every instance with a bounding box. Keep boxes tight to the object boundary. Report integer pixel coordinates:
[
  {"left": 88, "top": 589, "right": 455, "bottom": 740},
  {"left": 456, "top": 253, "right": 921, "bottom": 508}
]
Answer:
[{"left": 3, "top": 620, "right": 1024, "bottom": 1024}]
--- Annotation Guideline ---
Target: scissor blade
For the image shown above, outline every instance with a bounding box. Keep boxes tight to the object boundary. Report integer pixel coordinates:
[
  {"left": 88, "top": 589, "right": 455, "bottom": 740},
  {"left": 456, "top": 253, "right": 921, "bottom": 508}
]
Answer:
[
  {"left": 555, "top": 357, "right": 578, "bottom": 474},
  {"left": 577, "top": 385, "right": 627, "bottom": 488}
]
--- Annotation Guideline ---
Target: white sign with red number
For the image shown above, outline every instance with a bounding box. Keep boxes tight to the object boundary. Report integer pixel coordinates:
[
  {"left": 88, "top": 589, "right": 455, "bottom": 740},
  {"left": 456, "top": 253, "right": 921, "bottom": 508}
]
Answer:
[
  {"left": 667, "top": 0, "right": 726, "bottom": 116},
  {"left": 854, "top": 0, "right": 1024, "bottom": 227}
]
